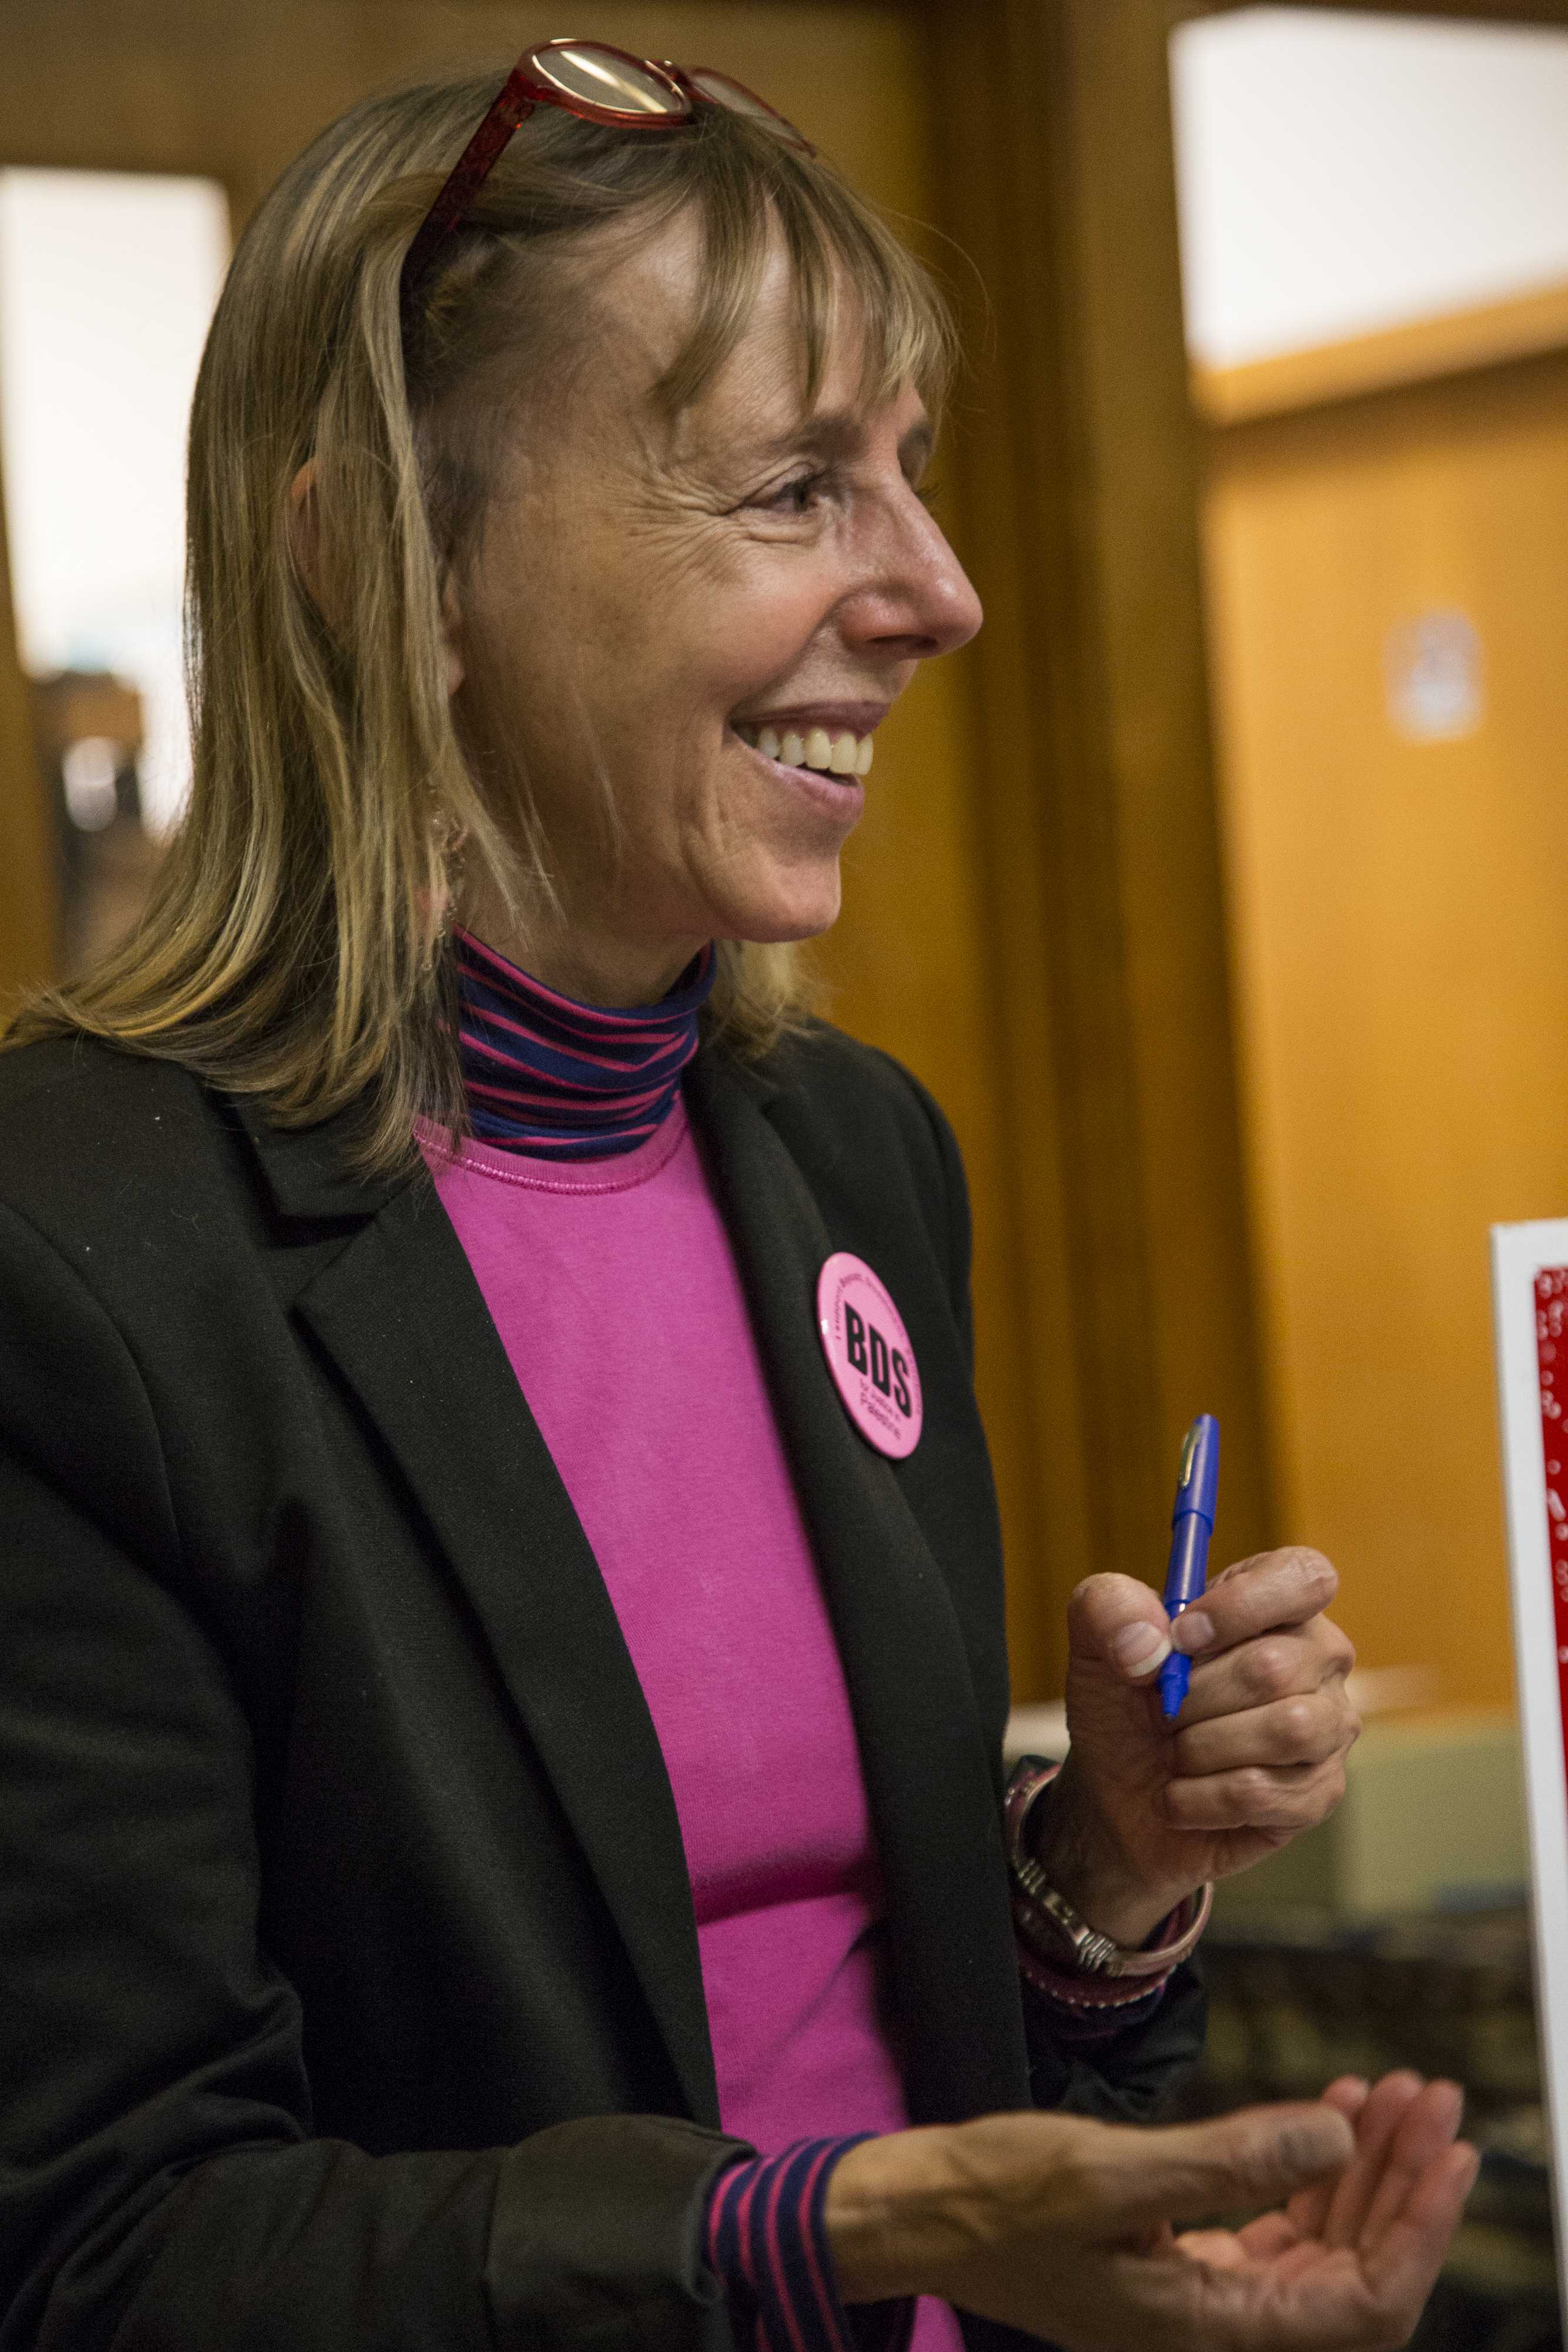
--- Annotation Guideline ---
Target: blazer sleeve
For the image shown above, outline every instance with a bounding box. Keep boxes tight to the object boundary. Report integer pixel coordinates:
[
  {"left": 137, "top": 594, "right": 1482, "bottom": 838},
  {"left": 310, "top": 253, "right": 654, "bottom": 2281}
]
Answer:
[
  {"left": 0, "top": 1199, "right": 745, "bottom": 2352},
  {"left": 1021, "top": 1967, "right": 1209, "bottom": 2125}
]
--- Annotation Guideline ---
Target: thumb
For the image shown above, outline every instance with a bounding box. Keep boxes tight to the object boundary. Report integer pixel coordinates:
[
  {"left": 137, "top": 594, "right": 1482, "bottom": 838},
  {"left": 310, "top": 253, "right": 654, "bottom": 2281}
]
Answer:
[
  {"left": 1100, "top": 2104, "right": 1356, "bottom": 2236},
  {"left": 1068, "top": 1572, "right": 1174, "bottom": 1686}
]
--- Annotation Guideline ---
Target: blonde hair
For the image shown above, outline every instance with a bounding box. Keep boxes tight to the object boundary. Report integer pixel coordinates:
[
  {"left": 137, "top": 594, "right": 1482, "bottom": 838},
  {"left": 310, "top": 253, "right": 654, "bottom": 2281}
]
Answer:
[{"left": 7, "top": 71, "right": 957, "bottom": 1171}]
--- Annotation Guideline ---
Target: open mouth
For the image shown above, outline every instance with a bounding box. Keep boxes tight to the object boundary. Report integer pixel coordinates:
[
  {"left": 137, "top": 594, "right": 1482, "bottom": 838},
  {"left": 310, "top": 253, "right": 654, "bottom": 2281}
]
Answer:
[{"left": 733, "top": 721, "right": 874, "bottom": 778}]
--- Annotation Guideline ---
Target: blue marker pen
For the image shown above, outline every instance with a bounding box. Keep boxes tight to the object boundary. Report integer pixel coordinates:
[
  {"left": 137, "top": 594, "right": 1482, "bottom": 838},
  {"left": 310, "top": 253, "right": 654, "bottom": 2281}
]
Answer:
[{"left": 1154, "top": 1415, "right": 1219, "bottom": 1721}]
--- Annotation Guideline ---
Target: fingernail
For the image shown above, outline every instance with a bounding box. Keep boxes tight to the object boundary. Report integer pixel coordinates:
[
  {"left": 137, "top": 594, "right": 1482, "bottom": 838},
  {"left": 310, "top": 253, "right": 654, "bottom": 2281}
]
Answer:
[
  {"left": 1174, "top": 1611, "right": 1215, "bottom": 1655},
  {"left": 1112, "top": 1622, "right": 1172, "bottom": 1676}
]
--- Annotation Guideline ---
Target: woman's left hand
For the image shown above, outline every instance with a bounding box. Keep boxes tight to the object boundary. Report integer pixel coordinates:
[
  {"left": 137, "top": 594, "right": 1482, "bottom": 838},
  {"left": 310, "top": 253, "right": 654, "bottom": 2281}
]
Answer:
[{"left": 1030, "top": 1549, "right": 1359, "bottom": 1947}]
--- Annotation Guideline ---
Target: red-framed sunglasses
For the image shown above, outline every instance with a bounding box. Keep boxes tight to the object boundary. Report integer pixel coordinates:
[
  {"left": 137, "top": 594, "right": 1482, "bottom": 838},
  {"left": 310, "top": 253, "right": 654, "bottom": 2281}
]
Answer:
[{"left": 401, "top": 38, "right": 814, "bottom": 308}]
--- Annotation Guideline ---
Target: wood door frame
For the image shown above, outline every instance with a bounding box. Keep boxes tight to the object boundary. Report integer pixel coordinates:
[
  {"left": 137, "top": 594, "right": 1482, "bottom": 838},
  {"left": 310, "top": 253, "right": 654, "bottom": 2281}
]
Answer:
[{"left": 926, "top": 0, "right": 1275, "bottom": 1599}]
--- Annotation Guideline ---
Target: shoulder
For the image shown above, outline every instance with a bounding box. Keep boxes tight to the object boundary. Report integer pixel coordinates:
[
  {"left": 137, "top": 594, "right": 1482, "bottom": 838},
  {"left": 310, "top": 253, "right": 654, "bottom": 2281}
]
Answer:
[
  {"left": 0, "top": 1030, "right": 233, "bottom": 1180},
  {"left": 0, "top": 1033, "right": 256, "bottom": 1265},
  {"left": 734, "top": 1017, "right": 971, "bottom": 1294},
  {"left": 751, "top": 1018, "right": 962, "bottom": 1190}
]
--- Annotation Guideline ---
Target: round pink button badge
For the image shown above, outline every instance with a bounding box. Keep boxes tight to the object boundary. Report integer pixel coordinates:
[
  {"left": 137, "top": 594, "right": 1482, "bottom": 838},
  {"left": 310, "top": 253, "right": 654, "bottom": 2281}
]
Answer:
[{"left": 817, "top": 1252, "right": 922, "bottom": 1459}]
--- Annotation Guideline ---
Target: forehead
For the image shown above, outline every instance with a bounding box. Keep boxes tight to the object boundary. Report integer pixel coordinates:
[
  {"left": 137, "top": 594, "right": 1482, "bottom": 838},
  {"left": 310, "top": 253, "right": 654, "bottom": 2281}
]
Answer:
[{"left": 588, "top": 203, "right": 928, "bottom": 460}]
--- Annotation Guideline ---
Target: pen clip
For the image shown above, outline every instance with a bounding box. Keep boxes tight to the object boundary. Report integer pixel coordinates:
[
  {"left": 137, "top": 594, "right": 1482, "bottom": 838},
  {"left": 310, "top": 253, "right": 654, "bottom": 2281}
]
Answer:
[{"left": 1177, "top": 1421, "right": 1199, "bottom": 1490}]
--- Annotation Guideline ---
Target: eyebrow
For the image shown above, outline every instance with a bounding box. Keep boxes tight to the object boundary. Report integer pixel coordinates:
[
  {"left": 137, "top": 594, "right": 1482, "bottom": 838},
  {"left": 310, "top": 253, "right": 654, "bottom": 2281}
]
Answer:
[{"left": 745, "top": 406, "right": 935, "bottom": 478}]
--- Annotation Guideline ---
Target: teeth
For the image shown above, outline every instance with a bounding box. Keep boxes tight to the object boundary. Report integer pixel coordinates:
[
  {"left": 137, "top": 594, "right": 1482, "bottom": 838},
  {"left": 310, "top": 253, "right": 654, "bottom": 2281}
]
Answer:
[{"left": 735, "top": 723, "right": 875, "bottom": 776}]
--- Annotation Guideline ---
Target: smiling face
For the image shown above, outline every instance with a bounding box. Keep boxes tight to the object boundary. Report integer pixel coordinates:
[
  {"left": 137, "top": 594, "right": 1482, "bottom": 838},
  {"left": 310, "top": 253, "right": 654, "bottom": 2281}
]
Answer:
[{"left": 448, "top": 205, "right": 982, "bottom": 1006}]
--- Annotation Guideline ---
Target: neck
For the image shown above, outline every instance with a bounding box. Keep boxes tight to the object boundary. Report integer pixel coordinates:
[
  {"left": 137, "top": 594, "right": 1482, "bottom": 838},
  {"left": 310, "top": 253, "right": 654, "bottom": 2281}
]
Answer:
[
  {"left": 456, "top": 874, "right": 706, "bottom": 1010},
  {"left": 446, "top": 923, "right": 715, "bottom": 1163}
]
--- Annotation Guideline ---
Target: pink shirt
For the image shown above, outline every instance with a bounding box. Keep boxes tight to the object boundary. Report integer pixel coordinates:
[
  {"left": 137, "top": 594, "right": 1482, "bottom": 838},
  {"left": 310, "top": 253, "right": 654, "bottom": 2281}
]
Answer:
[{"left": 422, "top": 1102, "right": 962, "bottom": 2352}]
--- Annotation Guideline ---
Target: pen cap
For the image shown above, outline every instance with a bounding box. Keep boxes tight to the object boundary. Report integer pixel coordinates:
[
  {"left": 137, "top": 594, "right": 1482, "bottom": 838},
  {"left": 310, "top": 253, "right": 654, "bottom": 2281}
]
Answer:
[{"left": 1172, "top": 1413, "right": 1219, "bottom": 1528}]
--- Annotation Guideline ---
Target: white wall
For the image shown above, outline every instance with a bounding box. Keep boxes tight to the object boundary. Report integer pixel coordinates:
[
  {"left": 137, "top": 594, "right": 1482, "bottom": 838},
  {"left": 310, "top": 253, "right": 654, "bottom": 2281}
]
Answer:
[
  {"left": 1171, "top": 7, "right": 1568, "bottom": 370},
  {"left": 0, "top": 170, "right": 229, "bottom": 833}
]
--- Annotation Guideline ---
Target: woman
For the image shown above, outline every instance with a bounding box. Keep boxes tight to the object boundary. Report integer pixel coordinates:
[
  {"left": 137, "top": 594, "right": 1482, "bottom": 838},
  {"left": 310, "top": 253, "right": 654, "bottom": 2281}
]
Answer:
[{"left": 0, "top": 42, "right": 1472, "bottom": 2352}]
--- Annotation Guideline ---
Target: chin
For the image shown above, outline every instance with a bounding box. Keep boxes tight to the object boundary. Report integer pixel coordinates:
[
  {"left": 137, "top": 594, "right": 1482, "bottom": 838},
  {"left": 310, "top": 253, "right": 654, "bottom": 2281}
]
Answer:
[{"left": 717, "top": 864, "right": 843, "bottom": 946}]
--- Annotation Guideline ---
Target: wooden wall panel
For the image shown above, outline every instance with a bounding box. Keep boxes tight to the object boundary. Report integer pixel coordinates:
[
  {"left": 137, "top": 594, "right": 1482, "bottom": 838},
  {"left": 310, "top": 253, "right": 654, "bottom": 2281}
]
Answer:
[{"left": 0, "top": 2, "right": 946, "bottom": 223}]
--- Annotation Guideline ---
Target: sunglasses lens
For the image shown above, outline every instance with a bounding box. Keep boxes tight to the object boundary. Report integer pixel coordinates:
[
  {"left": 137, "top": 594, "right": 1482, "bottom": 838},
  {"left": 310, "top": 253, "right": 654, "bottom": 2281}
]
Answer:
[
  {"left": 684, "top": 69, "right": 810, "bottom": 148},
  {"left": 532, "top": 44, "right": 685, "bottom": 117}
]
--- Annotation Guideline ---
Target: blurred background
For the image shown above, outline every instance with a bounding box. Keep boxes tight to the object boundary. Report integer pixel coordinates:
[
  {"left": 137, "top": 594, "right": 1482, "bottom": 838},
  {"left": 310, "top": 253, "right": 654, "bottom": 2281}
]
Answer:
[{"left": 2, "top": 2, "right": 1566, "bottom": 2340}]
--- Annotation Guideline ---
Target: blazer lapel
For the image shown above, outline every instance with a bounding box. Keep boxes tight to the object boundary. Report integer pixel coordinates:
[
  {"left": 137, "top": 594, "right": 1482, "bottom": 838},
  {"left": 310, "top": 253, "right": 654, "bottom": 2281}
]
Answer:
[
  {"left": 686, "top": 1053, "right": 1032, "bottom": 2126},
  {"left": 235, "top": 1104, "right": 719, "bottom": 2127}
]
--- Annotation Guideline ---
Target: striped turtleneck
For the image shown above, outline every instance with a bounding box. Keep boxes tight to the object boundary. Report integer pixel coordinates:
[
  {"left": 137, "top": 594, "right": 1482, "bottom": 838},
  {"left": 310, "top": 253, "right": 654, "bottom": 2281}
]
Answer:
[{"left": 452, "top": 926, "right": 716, "bottom": 1160}]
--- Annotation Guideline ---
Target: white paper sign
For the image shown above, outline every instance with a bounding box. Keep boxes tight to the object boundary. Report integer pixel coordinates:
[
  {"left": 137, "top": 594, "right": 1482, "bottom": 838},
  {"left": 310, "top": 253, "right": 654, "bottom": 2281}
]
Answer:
[{"left": 1492, "top": 1220, "right": 1568, "bottom": 2331}]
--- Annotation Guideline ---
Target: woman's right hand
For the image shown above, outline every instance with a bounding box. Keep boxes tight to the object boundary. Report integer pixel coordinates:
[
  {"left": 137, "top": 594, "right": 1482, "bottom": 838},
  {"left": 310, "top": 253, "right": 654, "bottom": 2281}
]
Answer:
[{"left": 823, "top": 2070, "right": 1477, "bottom": 2350}]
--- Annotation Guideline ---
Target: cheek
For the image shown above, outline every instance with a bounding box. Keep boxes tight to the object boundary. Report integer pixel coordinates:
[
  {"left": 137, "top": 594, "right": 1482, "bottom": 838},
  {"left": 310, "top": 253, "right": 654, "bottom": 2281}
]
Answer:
[
  {"left": 686, "top": 556, "right": 837, "bottom": 707},
  {"left": 474, "top": 523, "right": 835, "bottom": 769},
  {"left": 658, "top": 536, "right": 832, "bottom": 687}
]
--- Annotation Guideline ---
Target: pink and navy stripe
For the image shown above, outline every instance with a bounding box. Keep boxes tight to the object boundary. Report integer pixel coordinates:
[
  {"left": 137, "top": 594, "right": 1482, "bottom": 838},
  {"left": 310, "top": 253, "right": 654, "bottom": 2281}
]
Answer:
[
  {"left": 706, "top": 2137, "right": 912, "bottom": 2352},
  {"left": 453, "top": 927, "right": 715, "bottom": 1160}
]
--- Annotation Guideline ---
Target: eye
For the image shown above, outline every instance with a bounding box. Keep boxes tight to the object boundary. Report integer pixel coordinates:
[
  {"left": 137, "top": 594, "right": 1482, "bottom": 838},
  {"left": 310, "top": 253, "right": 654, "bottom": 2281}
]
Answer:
[
  {"left": 757, "top": 469, "right": 830, "bottom": 517},
  {"left": 913, "top": 477, "right": 941, "bottom": 510}
]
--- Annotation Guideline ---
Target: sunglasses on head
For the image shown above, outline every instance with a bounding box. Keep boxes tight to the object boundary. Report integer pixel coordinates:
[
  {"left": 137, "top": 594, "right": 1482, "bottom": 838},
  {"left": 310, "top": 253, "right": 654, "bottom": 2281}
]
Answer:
[{"left": 400, "top": 38, "right": 814, "bottom": 312}]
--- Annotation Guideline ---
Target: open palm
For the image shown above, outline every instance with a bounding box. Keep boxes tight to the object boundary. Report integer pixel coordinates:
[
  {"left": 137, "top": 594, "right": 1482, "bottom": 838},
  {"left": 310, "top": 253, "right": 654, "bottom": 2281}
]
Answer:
[{"left": 1166, "top": 2074, "right": 1477, "bottom": 2347}]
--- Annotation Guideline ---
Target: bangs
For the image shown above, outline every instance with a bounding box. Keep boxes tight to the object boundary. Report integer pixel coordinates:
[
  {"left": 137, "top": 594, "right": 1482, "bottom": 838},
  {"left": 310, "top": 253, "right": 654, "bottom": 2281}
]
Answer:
[{"left": 648, "top": 110, "right": 958, "bottom": 423}]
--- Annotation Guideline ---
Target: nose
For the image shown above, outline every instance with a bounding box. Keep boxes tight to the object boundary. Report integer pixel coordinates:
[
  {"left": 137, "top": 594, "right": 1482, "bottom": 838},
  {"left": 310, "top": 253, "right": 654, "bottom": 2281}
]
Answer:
[{"left": 837, "top": 487, "right": 983, "bottom": 665}]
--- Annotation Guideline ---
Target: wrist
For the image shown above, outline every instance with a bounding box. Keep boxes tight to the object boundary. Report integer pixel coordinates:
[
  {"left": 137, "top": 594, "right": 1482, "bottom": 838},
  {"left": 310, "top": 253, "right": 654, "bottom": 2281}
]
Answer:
[
  {"left": 1025, "top": 1756, "right": 1180, "bottom": 1950},
  {"left": 821, "top": 2127, "right": 961, "bottom": 2304}
]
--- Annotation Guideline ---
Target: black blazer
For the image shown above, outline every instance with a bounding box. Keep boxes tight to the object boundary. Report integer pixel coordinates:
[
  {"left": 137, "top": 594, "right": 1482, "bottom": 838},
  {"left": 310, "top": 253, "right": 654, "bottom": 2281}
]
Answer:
[{"left": 0, "top": 1024, "right": 1202, "bottom": 2352}]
